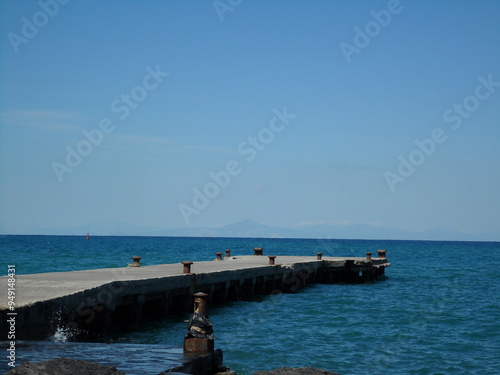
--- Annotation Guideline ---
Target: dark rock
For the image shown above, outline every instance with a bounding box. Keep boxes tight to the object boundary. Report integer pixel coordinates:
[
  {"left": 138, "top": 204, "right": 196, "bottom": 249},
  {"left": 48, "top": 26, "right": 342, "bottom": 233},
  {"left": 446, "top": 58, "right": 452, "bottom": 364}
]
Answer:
[
  {"left": 254, "top": 367, "right": 340, "bottom": 375},
  {"left": 4, "top": 357, "right": 126, "bottom": 375},
  {"left": 161, "top": 349, "right": 223, "bottom": 375},
  {"left": 214, "top": 365, "right": 236, "bottom": 375}
]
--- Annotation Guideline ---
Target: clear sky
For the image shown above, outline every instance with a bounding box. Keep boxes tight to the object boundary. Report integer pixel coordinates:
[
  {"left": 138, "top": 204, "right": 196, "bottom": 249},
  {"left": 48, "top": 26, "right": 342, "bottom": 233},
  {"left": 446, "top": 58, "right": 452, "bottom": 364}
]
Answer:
[{"left": 1, "top": 0, "right": 499, "bottom": 238}]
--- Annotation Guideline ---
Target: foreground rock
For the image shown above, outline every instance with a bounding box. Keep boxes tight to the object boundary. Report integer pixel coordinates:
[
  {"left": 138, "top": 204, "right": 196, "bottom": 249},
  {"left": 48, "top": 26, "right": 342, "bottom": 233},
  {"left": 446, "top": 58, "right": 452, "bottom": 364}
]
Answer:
[
  {"left": 254, "top": 367, "right": 340, "bottom": 375},
  {"left": 5, "top": 358, "right": 125, "bottom": 375},
  {"left": 4, "top": 359, "right": 339, "bottom": 375}
]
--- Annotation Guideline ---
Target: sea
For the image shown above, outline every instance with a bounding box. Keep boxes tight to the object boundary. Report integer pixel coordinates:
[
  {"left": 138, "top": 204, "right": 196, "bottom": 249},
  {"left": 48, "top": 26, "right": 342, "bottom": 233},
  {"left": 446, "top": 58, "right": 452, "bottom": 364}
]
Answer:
[{"left": 0, "top": 235, "right": 499, "bottom": 375}]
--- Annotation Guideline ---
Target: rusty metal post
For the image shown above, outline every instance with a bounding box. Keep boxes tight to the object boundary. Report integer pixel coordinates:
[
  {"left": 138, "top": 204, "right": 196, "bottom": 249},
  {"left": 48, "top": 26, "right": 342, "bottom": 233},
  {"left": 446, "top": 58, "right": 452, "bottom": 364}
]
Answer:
[
  {"left": 193, "top": 292, "right": 208, "bottom": 313},
  {"left": 184, "top": 292, "right": 214, "bottom": 355},
  {"left": 129, "top": 256, "right": 142, "bottom": 267},
  {"left": 317, "top": 252, "right": 323, "bottom": 260},
  {"left": 377, "top": 249, "right": 387, "bottom": 258},
  {"left": 268, "top": 256, "right": 276, "bottom": 265},
  {"left": 182, "top": 261, "right": 193, "bottom": 274},
  {"left": 215, "top": 252, "right": 223, "bottom": 261},
  {"left": 366, "top": 252, "right": 372, "bottom": 260},
  {"left": 225, "top": 249, "right": 231, "bottom": 258},
  {"left": 253, "top": 247, "right": 263, "bottom": 256}
]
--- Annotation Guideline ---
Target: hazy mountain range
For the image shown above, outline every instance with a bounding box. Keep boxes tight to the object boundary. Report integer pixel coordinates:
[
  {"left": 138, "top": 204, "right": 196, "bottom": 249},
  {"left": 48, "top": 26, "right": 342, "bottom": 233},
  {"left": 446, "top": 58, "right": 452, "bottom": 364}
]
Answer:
[{"left": 25, "top": 219, "right": 500, "bottom": 242}]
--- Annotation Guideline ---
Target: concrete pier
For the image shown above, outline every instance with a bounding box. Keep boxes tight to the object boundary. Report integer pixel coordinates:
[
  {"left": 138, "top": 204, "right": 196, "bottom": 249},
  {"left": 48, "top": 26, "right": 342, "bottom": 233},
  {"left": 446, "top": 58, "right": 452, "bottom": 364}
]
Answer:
[{"left": 0, "top": 253, "right": 390, "bottom": 340}]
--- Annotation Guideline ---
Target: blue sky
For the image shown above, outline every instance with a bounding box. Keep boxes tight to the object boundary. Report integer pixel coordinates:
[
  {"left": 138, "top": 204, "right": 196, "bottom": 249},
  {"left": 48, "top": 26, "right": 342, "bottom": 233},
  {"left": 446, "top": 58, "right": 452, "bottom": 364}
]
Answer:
[{"left": 1, "top": 0, "right": 499, "bottom": 239}]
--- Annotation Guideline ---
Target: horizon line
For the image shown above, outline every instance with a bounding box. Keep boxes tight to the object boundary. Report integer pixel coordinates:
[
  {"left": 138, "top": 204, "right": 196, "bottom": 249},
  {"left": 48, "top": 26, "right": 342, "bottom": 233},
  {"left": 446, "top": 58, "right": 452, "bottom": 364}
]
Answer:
[{"left": 0, "top": 233, "right": 498, "bottom": 243}]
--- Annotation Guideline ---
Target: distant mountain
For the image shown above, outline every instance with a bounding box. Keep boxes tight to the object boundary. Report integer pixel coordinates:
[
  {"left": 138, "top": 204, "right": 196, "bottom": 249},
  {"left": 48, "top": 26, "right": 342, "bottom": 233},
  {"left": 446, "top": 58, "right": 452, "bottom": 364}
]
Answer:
[
  {"left": 293, "top": 223, "right": 499, "bottom": 241},
  {"left": 149, "top": 220, "right": 499, "bottom": 241},
  {"left": 150, "top": 219, "right": 301, "bottom": 238},
  {"left": 26, "top": 219, "right": 500, "bottom": 242}
]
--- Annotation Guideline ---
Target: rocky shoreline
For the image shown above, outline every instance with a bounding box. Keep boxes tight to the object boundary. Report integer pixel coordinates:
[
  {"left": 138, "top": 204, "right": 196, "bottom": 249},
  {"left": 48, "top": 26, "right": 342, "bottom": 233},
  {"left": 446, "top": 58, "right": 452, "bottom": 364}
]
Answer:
[{"left": 4, "top": 358, "right": 340, "bottom": 375}]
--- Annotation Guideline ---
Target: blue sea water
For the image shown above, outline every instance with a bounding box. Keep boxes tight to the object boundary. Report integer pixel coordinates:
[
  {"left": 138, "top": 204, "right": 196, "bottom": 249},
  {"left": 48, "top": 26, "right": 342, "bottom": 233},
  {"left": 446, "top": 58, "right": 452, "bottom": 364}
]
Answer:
[{"left": 1, "top": 235, "right": 499, "bottom": 375}]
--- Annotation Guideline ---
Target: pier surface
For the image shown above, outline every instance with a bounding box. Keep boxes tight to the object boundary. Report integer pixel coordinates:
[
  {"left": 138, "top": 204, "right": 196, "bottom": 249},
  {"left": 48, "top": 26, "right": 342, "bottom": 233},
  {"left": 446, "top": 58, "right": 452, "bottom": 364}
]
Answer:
[{"left": 1, "top": 254, "right": 390, "bottom": 340}]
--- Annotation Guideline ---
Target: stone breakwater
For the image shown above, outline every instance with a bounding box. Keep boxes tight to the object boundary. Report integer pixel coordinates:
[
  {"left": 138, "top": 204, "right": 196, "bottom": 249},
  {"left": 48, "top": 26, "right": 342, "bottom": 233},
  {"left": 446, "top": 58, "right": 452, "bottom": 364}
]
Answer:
[{"left": 5, "top": 357, "right": 341, "bottom": 375}]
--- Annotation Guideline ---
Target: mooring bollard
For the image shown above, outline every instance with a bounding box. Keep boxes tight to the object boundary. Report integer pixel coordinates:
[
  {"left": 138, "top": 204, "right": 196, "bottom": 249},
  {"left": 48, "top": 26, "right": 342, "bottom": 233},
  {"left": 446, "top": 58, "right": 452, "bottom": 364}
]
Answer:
[
  {"left": 377, "top": 249, "right": 387, "bottom": 258},
  {"left": 253, "top": 247, "right": 263, "bottom": 256},
  {"left": 366, "top": 252, "right": 372, "bottom": 260},
  {"left": 182, "top": 261, "right": 193, "bottom": 274},
  {"left": 268, "top": 256, "right": 277, "bottom": 265},
  {"left": 215, "top": 252, "right": 223, "bottom": 261},
  {"left": 192, "top": 292, "right": 208, "bottom": 313},
  {"left": 184, "top": 292, "right": 214, "bottom": 355},
  {"left": 225, "top": 249, "right": 231, "bottom": 258},
  {"left": 317, "top": 252, "right": 323, "bottom": 260},
  {"left": 128, "top": 256, "right": 142, "bottom": 267}
]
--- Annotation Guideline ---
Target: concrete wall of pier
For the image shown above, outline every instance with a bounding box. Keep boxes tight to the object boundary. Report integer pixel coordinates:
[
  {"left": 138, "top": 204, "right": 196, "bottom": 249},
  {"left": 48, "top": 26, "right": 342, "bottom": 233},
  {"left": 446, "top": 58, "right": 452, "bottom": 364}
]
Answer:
[{"left": 0, "top": 257, "right": 389, "bottom": 341}]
